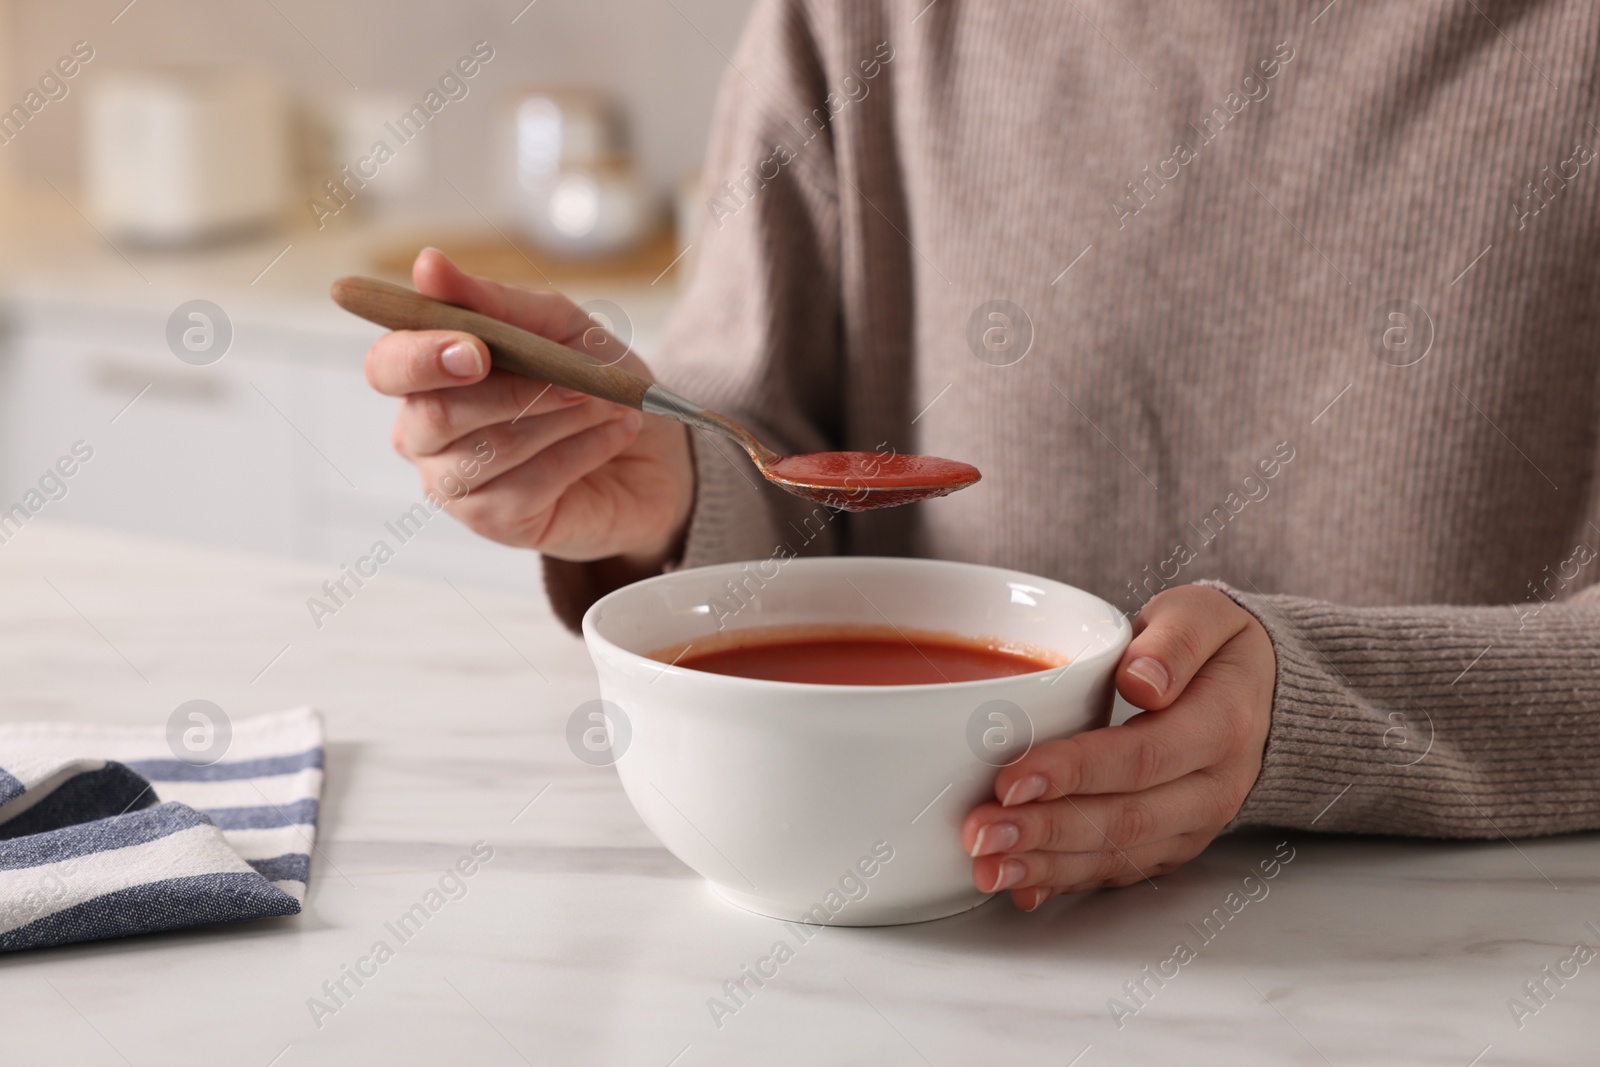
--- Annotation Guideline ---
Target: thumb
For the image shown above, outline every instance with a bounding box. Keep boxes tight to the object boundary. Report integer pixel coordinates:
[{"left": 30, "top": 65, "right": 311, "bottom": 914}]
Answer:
[{"left": 1117, "top": 585, "right": 1252, "bottom": 711}]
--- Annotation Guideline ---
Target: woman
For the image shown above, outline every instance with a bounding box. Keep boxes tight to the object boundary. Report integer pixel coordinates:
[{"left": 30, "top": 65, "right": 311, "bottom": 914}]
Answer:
[{"left": 363, "top": 0, "right": 1600, "bottom": 911}]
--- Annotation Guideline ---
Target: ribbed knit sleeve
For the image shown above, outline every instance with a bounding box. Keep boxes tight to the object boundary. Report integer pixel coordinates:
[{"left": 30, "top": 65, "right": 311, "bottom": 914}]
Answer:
[
  {"left": 534, "top": 0, "right": 1600, "bottom": 849},
  {"left": 1207, "top": 580, "right": 1600, "bottom": 839},
  {"left": 542, "top": 0, "right": 845, "bottom": 629}
]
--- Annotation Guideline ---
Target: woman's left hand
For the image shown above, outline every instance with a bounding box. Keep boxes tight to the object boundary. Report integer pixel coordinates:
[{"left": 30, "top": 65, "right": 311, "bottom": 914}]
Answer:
[{"left": 960, "top": 584, "right": 1277, "bottom": 911}]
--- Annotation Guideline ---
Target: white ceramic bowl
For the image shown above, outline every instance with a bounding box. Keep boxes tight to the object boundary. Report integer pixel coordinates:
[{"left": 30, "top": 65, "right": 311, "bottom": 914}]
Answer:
[{"left": 582, "top": 557, "right": 1130, "bottom": 925}]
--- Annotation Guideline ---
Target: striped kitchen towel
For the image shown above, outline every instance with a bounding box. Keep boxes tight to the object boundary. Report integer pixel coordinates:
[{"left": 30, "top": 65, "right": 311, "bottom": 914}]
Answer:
[{"left": 0, "top": 706, "right": 322, "bottom": 952}]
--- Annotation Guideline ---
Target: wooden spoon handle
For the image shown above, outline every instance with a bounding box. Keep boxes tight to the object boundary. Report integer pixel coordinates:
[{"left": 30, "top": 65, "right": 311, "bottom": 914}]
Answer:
[{"left": 329, "top": 275, "right": 652, "bottom": 409}]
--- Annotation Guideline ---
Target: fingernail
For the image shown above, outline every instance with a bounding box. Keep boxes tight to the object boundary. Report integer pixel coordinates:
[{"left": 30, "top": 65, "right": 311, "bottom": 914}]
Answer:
[
  {"left": 989, "top": 859, "right": 1025, "bottom": 893},
  {"left": 1126, "top": 656, "right": 1169, "bottom": 697},
  {"left": 618, "top": 409, "right": 643, "bottom": 433},
  {"left": 969, "top": 822, "right": 1019, "bottom": 857},
  {"left": 553, "top": 386, "right": 587, "bottom": 401},
  {"left": 440, "top": 341, "right": 483, "bottom": 378},
  {"left": 1020, "top": 889, "right": 1050, "bottom": 912},
  {"left": 1002, "top": 774, "right": 1048, "bottom": 807}
]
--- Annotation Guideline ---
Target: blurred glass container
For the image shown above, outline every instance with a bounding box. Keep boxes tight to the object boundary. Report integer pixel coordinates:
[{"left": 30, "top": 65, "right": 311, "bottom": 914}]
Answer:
[
  {"left": 307, "top": 91, "right": 433, "bottom": 227},
  {"left": 513, "top": 89, "right": 654, "bottom": 258},
  {"left": 84, "top": 67, "right": 290, "bottom": 246}
]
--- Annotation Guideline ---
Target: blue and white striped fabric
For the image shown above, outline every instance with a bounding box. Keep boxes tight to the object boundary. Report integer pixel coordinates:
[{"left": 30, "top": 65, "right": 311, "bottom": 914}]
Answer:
[{"left": 0, "top": 707, "right": 322, "bottom": 952}]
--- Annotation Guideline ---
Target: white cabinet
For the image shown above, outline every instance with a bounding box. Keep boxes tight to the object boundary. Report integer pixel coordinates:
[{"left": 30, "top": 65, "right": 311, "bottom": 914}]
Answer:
[
  {"left": 0, "top": 299, "right": 301, "bottom": 555},
  {"left": 0, "top": 293, "right": 549, "bottom": 597}
]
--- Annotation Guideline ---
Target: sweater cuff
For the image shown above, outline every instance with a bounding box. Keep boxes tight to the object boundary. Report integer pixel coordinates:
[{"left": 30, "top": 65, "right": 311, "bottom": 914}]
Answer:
[
  {"left": 1200, "top": 579, "right": 1367, "bottom": 834},
  {"left": 1200, "top": 579, "right": 1600, "bottom": 839}
]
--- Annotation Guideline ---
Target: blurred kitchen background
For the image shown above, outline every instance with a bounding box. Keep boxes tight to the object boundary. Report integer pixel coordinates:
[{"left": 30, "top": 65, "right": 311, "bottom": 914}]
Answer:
[{"left": 0, "top": 0, "right": 756, "bottom": 595}]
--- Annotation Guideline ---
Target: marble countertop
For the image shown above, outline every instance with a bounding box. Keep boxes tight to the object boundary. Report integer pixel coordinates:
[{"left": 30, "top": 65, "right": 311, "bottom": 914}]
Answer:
[{"left": 1, "top": 521, "right": 1596, "bottom": 1066}]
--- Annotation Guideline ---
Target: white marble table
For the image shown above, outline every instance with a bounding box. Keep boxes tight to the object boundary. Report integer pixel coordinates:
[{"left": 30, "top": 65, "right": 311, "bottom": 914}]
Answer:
[{"left": 0, "top": 521, "right": 1595, "bottom": 1066}]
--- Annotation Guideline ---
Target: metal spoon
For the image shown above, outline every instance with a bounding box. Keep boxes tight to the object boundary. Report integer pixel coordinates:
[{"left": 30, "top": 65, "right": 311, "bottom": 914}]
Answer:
[{"left": 330, "top": 276, "right": 980, "bottom": 512}]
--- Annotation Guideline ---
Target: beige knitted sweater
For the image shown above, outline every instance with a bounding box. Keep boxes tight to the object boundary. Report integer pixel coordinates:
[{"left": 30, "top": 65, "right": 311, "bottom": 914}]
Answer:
[{"left": 547, "top": 0, "right": 1600, "bottom": 839}]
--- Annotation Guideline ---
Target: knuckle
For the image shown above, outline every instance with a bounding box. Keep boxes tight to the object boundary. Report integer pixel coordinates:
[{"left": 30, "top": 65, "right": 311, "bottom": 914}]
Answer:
[
  {"left": 533, "top": 290, "right": 588, "bottom": 336},
  {"left": 389, "top": 418, "right": 409, "bottom": 459},
  {"left": 1090, "top": 849, "right": 1127, "bottom": 884},
  {"left": 411, "top": 392, "right": 456, "bottom": 444},
  {"left": 550, "top": 291, "right": 586, "bottom": 324},
  {"left": 444, "top": 486, "right": 478, "bottom": 520},
  {"left": 1035, "top": 808, "right": 1075, "bottom": 851},
  {"left": 465, "top": 423, "right": 509, "bottom": 462},
  {"left": 1225, "top": 604, "right": 1256, "bottom": 637},
  {"left": 1208, "top": 769, "right": 1251, "bottom": 821},
  {"left": 363, "top": 334, "right": 418, "bottom": 390},
  {"left": 1158, "top": 617, "right": 1207, "bottom": 674},
  {"left": 1216, "top": 703, "right": 1253, "bottom": 752},
  {"left": 415, "top": 468, "right": 441, "bottom": 506},
  {"left": 1175, "top": 830, "right": 1212, "bottom": 861},
  {"left": 1108, "top": 798, "right": 1157, "bottom": 848},
  {"left": 362, "top": 344, "right": 386, "bottom": 389},
  {"left": 1128, "top": 736, "right": 1171, "bottom": 792},
  {"left": 519, "top": 509, "right": 557, "bottom": 551},
  {"left": 1032, "top": 741, "right": 1080, "bottom": 797},
  {"left": 446, "top": 489, "right": 519, "bottom": 546},
  {"left": 449, "top": 492, "right": 493, "bottom": 532}
]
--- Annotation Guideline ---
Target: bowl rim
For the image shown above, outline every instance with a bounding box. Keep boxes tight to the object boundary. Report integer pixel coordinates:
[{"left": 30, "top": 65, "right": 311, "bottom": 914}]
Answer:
[{"left": 581, "top": 556, "right": 1132, "bottom": 694}]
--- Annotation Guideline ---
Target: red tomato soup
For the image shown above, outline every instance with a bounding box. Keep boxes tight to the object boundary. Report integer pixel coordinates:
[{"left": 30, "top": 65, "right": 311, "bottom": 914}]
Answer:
[
  {"left": 765, "top": 452, "right": 981, "bottom": 489},
  {"left": 664, "top": 625, "right": 1062, "bottom": 686}
]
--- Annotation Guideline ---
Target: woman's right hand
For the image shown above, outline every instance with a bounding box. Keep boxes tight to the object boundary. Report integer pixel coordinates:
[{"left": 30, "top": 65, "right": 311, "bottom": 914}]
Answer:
[{"left": 363, "top": 248, "right": 695, "bottom": 571}]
